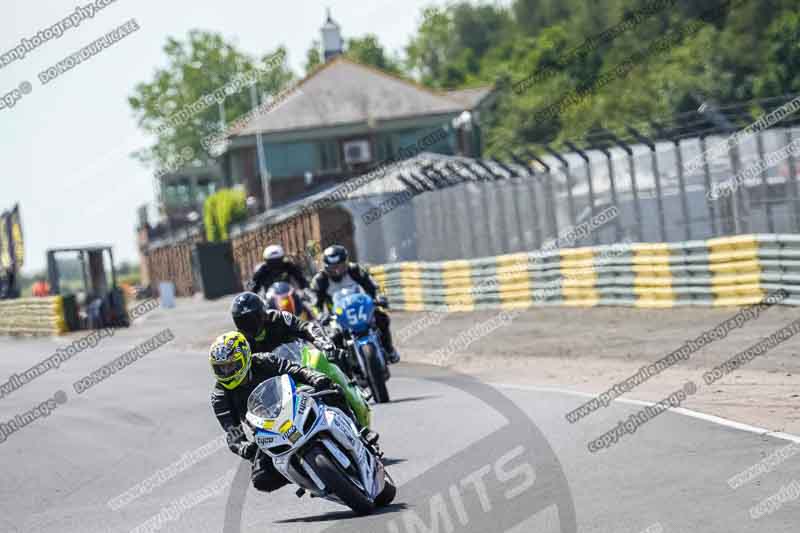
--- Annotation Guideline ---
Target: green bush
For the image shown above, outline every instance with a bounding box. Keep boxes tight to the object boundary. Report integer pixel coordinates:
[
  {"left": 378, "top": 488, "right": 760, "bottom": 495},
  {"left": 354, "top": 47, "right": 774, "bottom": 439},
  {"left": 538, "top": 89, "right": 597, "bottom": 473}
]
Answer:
[{"left": 204, "top": 189, "right": 248, "bottom": 242}]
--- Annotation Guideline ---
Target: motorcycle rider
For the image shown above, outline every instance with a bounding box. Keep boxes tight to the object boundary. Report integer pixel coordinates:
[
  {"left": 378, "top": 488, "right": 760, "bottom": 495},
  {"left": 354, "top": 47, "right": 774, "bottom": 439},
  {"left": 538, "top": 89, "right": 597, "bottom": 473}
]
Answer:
[
  {"left": 310, "top": 245, "right": 400, "bottom": 364},
  {"left": 231, "top": 291, "right": 335, "bottom": 355},
  {"left": 248, "top": 244, "right": 309, "bottom": 295},
  {"left": 209, "top": 331, "right": 358, "bottom": 493}
]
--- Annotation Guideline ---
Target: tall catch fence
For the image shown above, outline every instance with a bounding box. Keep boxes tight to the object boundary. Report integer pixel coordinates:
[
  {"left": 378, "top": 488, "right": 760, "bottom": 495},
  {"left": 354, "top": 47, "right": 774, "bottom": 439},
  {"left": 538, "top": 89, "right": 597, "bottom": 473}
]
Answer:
[{"left": 348, "top": 95, "right": 800, "bottom": 266}]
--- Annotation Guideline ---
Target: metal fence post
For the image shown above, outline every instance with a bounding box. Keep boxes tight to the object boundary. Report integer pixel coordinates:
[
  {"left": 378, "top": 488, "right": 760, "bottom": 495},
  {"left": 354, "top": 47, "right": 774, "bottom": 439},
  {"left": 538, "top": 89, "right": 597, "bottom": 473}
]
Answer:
[
  {"left": 628, "top": 127, "right": 667, "bottom": 242},
  {"left": 785, "top": 128, "right": 800, "bottom": 232},
  {"left": 460, "top": 165, "right": 483, "bottom": 258},
  {"left": 729, "top": 143, "right": 749, "bottom": 234},
  {"left": 519, "top": 154, "right": 544, "bottom": 249},
  {"left": 493, "top": 158, "right": 520, "bottom": 253},
  {"left": 755, "top": 131, "right": 775, "bottom": 233},
  {"left": 588, "top": 141, "right": 624, "bottom": 242},
  {"left": 526, "top": 151, "right": 559, "bottom": 241},
  {"left": 543, "top": 144, "right": 578, "bottom": 229},
  {"left": 698, "top": 135, "right": 719, "bottom": 237},
  {"left": 601, "top": 131, "right": 643, "bottom": 242},
  {"left": 652, "top": 122, "right": 691, "bottom": 241},
  {"left": 420, "top": 167, "right": 443, "bottom": 258},
  {"left": 456, "top": 159, "right": 492, "bottom": 257},
  {"left": 673, "top": 138, "right": 692, "bottom": 240},
  {"left": 445, "top": 163, "right": 478, "bottom": 257},
  {"left": 475, "top": 164, "right": 498, "bottom": 256},
  {"left": 506, "top": 152, "right": 536, "bottom": 251},
  {"left": 564, "top": 141, "right": 598, "bottom": 244}
]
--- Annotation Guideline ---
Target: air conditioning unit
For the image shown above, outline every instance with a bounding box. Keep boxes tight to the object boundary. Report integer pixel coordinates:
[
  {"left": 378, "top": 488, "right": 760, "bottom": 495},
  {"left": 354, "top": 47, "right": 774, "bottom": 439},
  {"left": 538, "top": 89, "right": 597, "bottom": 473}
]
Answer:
[{"left": 343, "top": 139, "right": 372, "bottom": 165}]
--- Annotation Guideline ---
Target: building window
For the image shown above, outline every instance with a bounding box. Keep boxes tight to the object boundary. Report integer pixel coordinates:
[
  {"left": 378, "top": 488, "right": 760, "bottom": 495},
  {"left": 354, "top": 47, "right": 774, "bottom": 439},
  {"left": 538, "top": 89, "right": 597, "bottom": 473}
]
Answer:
[
  {"left": 196, "top": 180, "right": 217, "bottom": 205},
  {"left": 177, "top": 182, "right": 191, "bottom": 207},
  {"left": 163, "top": 185, "right": 178, "bottom": 207},
  {"left": 317, "top": 139, "right": 340, "bottom": 172},
  {"left": 376, "top": 134, "right": 393, "bottom": 161}
]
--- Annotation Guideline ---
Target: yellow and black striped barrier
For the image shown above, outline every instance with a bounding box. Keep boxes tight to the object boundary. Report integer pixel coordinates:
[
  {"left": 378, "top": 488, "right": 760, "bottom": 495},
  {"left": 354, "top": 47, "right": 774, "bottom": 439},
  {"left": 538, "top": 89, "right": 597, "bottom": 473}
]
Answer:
[
  {"left": 370, "top": 234, "right": 800, "bottom": 311},
  {"left": 0, "top": 296, "right": 68, "bottom": 336}
]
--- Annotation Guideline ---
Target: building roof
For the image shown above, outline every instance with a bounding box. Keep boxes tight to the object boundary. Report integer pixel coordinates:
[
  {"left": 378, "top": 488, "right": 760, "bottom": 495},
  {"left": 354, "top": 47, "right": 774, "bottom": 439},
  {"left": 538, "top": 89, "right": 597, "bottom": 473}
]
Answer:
[
  {"left": 236, "top": 57, "right": 493, "bottom": 137},
  {"left": 445, "top": 87, "right": 494, "bottom": 108}
]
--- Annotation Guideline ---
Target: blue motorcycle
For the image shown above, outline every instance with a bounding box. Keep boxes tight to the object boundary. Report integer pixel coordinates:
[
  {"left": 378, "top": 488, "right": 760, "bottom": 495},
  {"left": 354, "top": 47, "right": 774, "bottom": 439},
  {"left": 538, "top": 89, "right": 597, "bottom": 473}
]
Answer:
[{"left": 330, "top": 288, "right": 391, "bottom": 403}]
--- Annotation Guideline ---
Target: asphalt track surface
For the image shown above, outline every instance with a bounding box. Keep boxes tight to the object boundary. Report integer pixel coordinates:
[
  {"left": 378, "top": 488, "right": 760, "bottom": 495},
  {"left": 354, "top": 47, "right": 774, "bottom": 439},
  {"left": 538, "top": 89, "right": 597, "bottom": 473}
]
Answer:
[{"left": 1, "top": 299, "right": 799, "bottom": 532}]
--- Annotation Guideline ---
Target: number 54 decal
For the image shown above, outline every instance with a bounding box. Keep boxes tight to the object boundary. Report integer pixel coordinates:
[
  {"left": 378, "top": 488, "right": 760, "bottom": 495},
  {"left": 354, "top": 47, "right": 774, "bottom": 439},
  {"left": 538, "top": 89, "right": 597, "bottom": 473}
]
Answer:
[{"left": 346, "top": 305, "right": 368, "bottom": 326}]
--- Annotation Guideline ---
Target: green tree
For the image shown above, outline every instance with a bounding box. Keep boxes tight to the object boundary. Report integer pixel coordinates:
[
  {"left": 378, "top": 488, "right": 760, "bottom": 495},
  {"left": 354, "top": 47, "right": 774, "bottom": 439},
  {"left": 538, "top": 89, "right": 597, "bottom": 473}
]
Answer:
[
  {"left": 476, "top": 0, "right": 800, "bottom": 151},
  {"left": 753, "top": 11, "right": 800, "bottom": 97},
  {"left": 405, "top": 6, "right": 455, "bottom": 87},
  {"left": 513, "top": 0, "right": 572, "bottom": 36},
  {"left": 346, "top": 35, "right": 402, "bottom": 74},
  {"left": 305, "top": 39, "right": 323, "bottom": 75},
  {"left": 405, "top": 3, "right": 513, "bottom": 89},
  {"left": 128, "top": 30, "right": 294, "bottom": 172}
]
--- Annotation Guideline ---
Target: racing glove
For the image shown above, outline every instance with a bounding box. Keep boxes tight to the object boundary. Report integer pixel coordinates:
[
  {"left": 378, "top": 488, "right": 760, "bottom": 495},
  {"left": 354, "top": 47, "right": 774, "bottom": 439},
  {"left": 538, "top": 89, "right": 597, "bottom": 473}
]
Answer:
[
  {"left": 330, "top": 348, "right": 349, "bottom": 365},
  {"left": 316, "top": 339, "right": 337, "bottom": 354},
  {"left": 238, "top": 441, "right": 258, "bottom": 461},
  {"left": 309, "top": 374, "right": 336, "bottom": 391}
]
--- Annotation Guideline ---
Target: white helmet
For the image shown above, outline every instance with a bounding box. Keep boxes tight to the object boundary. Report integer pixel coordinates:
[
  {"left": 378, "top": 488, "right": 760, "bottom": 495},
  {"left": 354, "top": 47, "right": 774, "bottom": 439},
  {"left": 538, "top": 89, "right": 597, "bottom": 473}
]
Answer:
[{"left": 263, "top": 244, "right": 285, "bottom": 263}]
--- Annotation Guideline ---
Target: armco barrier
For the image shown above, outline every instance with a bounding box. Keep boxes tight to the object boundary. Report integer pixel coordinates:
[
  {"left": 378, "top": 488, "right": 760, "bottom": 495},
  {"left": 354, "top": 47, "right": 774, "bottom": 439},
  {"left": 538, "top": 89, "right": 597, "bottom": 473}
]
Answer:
[
  {"left": 0, "top": 297, "right": 68, "bottom": 336},
  {"left": 370, "top": 234, "right": 800, "bottom": 311}
]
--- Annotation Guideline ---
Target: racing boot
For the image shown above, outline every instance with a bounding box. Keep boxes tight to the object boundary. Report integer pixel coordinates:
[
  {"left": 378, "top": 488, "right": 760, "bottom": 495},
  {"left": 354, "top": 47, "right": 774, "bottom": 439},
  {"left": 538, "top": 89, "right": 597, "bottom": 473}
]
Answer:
[
  {"left": 360, "top": 427, "right": 382, "bottom": 457},
  {"left": 361, "top": 427, "right": 380, "bottom": 446},
  {"left": 379, "top": 327, "right": 400, "bottom": 364}
]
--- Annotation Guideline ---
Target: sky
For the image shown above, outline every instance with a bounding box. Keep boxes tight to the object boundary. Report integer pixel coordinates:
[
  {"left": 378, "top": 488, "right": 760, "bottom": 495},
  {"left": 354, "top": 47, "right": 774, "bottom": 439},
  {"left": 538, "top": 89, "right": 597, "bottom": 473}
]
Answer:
[{"left": 0, "top": 0, "right": 500, "bottom": 275}]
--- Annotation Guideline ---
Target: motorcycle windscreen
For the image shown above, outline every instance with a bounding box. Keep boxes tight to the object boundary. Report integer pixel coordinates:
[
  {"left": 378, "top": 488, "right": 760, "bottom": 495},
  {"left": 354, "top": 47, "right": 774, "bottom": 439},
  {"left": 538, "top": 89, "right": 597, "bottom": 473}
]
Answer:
[
  {"left": 268, "top": 281, "right": 292, "bottom": 294},
  {"left": 271, "top": 340, "right": 304, "bottom": 364},
  {"left": 247, "top": 377, "right": 288, "bottom": 420},
  {"left": 267, "top": 282, "right": 297, "bottom": 314},
  {"left": 332, "top": 286, "right": 364, "bottom": 308}
]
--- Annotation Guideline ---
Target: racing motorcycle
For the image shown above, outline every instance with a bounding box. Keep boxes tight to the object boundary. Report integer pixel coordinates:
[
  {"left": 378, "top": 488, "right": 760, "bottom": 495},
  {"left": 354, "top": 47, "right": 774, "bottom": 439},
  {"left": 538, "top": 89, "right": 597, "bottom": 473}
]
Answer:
[
  {"left": 272, "top": 341, "right": 371, "bottom": 429},
  {"left": 265, "top": 281, "right": 315, "bottom": 321},
  {"left": 246, "top": 374, "right": 396, "bottom": 514},
  {"left": 328, "top": 287, "right": 391, "bottom": 404}
]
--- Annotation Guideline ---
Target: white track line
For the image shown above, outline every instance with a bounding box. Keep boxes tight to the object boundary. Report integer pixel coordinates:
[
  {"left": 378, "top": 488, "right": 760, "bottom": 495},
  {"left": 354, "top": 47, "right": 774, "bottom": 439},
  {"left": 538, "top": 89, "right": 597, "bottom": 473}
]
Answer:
[{"left": 489, "top": 382, "right": 800, "bottom": 444}]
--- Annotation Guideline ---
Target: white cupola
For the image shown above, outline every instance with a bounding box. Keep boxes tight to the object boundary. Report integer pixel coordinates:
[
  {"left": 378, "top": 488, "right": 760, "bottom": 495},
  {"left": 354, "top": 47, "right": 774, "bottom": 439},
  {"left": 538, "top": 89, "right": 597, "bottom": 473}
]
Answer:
[{"left": 321, "top": 8, "right": 343, "bottom": 62}]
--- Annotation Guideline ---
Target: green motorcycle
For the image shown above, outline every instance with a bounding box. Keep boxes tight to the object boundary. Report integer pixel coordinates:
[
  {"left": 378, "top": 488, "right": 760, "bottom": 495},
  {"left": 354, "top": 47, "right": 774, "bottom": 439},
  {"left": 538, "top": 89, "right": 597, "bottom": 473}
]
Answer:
[{"left": 272, "top": 340, "right": 371, "bottom": 429}]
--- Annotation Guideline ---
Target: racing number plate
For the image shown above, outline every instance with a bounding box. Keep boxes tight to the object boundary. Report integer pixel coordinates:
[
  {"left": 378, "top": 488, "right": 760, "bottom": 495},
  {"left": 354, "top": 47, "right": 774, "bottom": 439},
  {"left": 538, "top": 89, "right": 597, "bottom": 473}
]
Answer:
[{"left": 284, "top": 425, "right": 301, "bottom": 444}]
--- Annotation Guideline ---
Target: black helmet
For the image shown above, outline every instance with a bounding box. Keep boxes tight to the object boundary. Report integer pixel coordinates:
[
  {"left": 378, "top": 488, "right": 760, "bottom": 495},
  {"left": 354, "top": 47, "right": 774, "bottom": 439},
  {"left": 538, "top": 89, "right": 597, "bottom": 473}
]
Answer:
[
  {"left": 231, "top": 292, "right": 267, "bottom": 339},
  {"left": 323, "top": 245, "right": 348, "bottom": 281}
]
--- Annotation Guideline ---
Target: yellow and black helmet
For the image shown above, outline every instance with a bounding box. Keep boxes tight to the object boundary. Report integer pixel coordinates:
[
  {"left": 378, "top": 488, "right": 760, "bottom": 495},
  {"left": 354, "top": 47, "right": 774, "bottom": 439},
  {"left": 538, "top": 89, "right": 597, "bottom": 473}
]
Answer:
[{"left": 209, "top": 331, "right": 252, "bottom": 390}]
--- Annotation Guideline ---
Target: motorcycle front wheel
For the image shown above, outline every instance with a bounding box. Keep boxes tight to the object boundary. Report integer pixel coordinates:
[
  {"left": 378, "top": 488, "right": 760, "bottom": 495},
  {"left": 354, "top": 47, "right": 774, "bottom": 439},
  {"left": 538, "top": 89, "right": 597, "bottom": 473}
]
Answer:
[
  {"left": 362, "top": 343, "right": 390, "bottom": 403},
  {"left": 305, "top": 444, "right": 375, "bottom": 515},
  {"left": 374, "top": 473, "right": 397, "bottom": 507}
]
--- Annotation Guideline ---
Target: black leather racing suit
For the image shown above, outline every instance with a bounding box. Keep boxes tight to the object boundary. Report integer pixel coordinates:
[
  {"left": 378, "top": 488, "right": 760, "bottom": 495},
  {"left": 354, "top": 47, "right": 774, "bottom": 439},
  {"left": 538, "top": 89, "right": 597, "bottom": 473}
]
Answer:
[
  {"left": 248, "top": 258, "right": 309, "bottom": 294},
  {"left": 210, "top": 353, "right": 349, "bottom": 492},
  {"left": 310, "top": 263, "right": 395, "bottom": 355},
  {"left": 243, "top": 308, "right": 333, "bottom": 354}
]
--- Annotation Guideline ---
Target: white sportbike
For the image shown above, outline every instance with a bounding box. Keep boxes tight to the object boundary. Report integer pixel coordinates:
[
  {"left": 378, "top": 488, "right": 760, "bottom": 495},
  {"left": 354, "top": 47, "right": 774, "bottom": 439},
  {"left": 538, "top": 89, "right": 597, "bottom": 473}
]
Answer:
[{"left": 245, "top": 374, "right": 397, "bottom": 514}]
